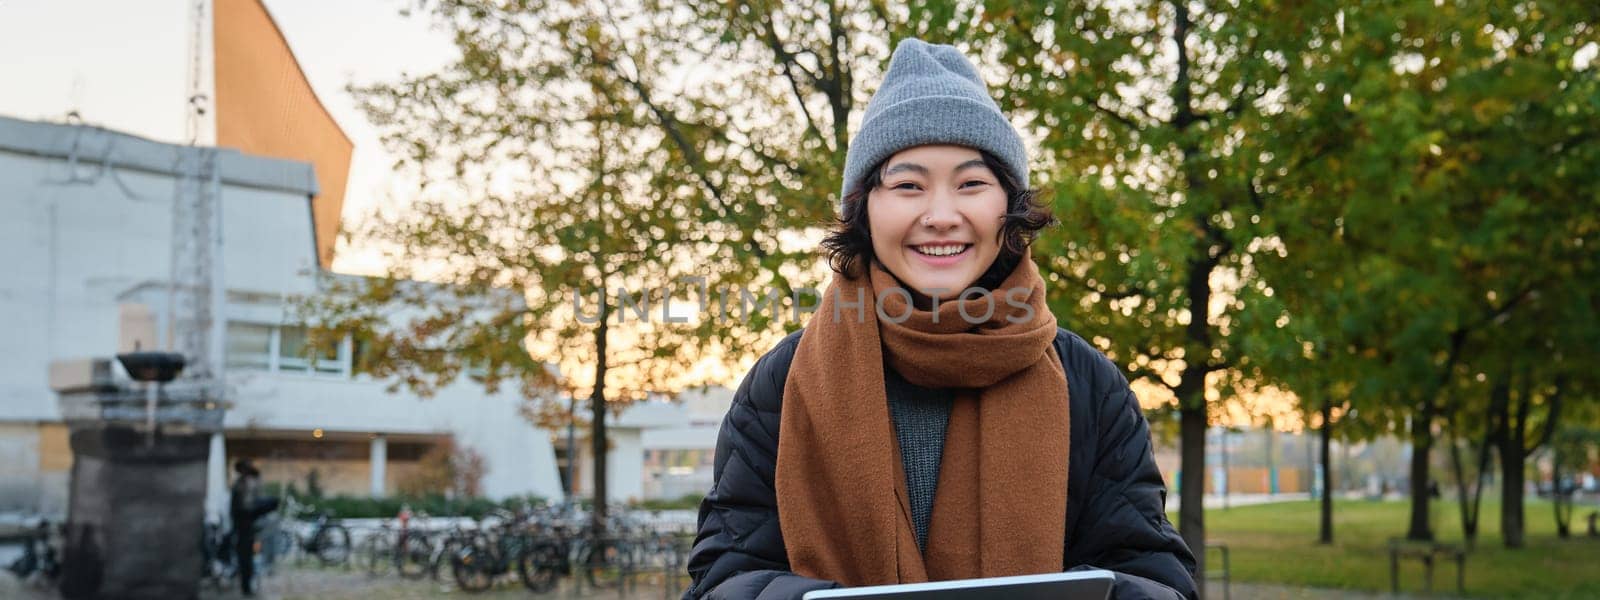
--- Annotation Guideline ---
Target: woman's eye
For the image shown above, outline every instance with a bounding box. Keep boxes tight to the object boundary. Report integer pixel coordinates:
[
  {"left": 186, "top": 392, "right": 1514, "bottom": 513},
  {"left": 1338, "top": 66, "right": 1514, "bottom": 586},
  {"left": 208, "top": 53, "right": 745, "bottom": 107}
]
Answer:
[
  {"left": 961, "top": 180, "right": 991, "bottom": 189},
  {"left": 891, "top": 182, "right": 921, "bottom": 191}
]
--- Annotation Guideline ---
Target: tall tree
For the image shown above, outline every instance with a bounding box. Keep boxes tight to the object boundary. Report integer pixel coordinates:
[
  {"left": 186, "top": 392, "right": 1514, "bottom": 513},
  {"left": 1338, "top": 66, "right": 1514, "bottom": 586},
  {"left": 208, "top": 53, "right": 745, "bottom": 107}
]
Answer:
[
  {"left": 1441, "top": 377, "right": 1500, "bottom": 547},
  {"left": 939, "top": 0, "right": 1346, "bottom": 568},
  {"left": 1377, "top": 0, "right": 1600, "bottom": 546},
  {"left": 319, "top": 0, "right": 942, "bottom": 528},
  {"left": 1252, "top": 0, "right": 1600, "bottom": 545},
  {"left": 316, "top": 0, "right": 860, "bottom": 529},
  {"left": 1549, "top": 421, "right": 1600, "bottom": 539}
]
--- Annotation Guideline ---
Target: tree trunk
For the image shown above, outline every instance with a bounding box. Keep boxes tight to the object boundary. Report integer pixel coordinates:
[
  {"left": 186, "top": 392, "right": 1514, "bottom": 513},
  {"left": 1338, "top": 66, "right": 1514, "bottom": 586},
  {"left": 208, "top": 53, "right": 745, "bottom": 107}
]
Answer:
[
  {"left": 1179, "top": 398, "right": 1207, "bottom": 586},
  {"left": 1405, "top": 329, "right": 1466, "bottom": 542},
  {"left": 1554, "top": 495, "right": 1573, "bottom": 538},
  {"left": 1319, "top": 400, "right": 1333, "bottom": 545},
  {"left": 566, "top": 395, "right": 578, "bottom": 497},
  {"left": 588, "top": 113, "right": 611, "bottom": 535},
  {"left": 1406, "top": 398, "right": 1435, "bottom": 541},
  {"left": 1449, "top": 380, "right": 1508, "bottom": 546},
  {"left": 590, "top": 316, "right": 610, "bottom": 534},
  {"left": 1496, "top": 369, "right": 1563, "bottom": 549},
  {"left": 1499, "top": 435, "right": 1525, "bottom": 548},
  {"left": 1553, "top": 446, "right": 1572, "bottom": 539},
  {"left": 1168, "top": 1, "right": 1220, "bottom": 588},
  {"left": 1547, "top": 378, "right": 1569, "bottom": 540},
  {"left": 1445, "top": 429, "right": 1495, "bottom": 546},
  {"left": 1498, "top": 373, "right": 1529, "bottom": 549}
]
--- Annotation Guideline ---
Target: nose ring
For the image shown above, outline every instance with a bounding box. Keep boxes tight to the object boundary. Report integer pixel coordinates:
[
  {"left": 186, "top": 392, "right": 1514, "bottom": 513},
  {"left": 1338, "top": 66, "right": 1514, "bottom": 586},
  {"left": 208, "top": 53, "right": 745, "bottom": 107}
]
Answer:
[{"left": 921, "top": 216, "right": 931, "bottom": 226}]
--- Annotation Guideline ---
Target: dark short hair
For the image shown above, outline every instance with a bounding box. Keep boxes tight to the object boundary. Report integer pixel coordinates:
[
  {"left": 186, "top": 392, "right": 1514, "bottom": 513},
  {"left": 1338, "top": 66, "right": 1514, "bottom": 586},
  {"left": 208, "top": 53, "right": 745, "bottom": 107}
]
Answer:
[{"left": 820, "top": 148, "right": 1056, "bottom": 288}]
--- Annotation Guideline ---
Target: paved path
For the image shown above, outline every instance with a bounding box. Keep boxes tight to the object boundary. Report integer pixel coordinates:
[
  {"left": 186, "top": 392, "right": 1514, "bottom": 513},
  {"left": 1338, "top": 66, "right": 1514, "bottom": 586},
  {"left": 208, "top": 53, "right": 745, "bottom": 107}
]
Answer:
[
  {"left": 4, "top": 554, "right": 1479, "bottom": 600},
  {"left": 1166, "top": 492, "right": 1314, "bottom": 512},
  {"left": 0, "top": 564, "right": 690, "bottom": 600},
  {"left": 5, "top": 568, "right": 1465, "bottom": 600}
]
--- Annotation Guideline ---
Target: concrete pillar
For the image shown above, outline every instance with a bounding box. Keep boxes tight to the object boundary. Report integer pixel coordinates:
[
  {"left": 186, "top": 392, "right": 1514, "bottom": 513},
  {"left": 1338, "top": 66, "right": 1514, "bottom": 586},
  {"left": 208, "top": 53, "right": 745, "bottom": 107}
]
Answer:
[
  {"left": 204, "top": 432, "right": 226, "bottom": 521},
  {"left": 54, "top": 374, "right": 224, "bottom": 600},
  {"left": 370, "top": 434, "right": 387, "bottom": 497}
]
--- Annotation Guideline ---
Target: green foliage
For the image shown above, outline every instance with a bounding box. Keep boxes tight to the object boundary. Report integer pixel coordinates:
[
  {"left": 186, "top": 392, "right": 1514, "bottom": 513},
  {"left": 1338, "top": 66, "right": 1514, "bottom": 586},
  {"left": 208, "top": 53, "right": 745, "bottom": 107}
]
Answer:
[
  {"left": 1267, "top": 0, "right": 1600, "bottom": 424},
  {"left": 629, "top": 493, "right": 705, "bottom": 512},
  {"left": 908, "top": 0, "right": 1600, "bottom": 552},
  {"left": 926, "top": 0, "right": 1355, "bottom": 556},
  {"left": 1251, "top": 0, "right": 1600, "bottom": 541},
  {"left": 262, "top": 480, "right": 298, "bottom": 502},
  {"left": 299, "top": 0, "right": 902, "bottom": 513},
  {"left": 293, "top": 493, "right": 549, "bottom": 520}
]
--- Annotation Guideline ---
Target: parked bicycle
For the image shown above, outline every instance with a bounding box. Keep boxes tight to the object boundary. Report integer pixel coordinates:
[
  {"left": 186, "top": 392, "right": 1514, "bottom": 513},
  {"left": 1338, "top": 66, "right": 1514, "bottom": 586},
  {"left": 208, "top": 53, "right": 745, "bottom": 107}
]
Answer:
[
  {"left": 359, "top": 505, "right": 433, "bottom": 579},
  {"left": 200, "top": 519, "right": 240, "bottom": 591},
  {"left": 201, "top": 516, "right": 287, "bottom": 589},
  {"left": 517, "top": 503, "right": 637, "bottom": 593},
  {"left": 625, "top": 514, "right": 695, "bottom": 590},
  {"left": 450, "top": 508, "right": 536, "bottom": 592},
  {"left": 5, "top": 519, "right": 61, "bottom": 588},
  {"left": 277, "top": 494, "right": 353, "bottom": 567},
  {"left": 516, "top": 502, "right": 584, "bottom": 593},
  {"left": 425, "top": 516, "right": 478, "bottom": 581},
  {"left": 339, "top": 500, "right": 691, "bottom": 594}
]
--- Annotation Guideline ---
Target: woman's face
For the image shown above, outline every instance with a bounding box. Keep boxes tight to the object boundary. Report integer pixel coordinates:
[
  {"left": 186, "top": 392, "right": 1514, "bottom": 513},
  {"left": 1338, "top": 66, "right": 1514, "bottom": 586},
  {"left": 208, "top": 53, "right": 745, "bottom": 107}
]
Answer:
[{"left": 867, "top": 144, "right": 1008, "bottom": 295}]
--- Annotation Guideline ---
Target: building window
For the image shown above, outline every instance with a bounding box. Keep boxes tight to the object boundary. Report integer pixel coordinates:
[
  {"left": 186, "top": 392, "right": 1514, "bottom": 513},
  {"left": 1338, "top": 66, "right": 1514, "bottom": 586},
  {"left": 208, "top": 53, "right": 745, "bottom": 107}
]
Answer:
[
  {"left": 351, "top": 334, "right": 372, "bottom": 376},
  {"left": 278, "top": 326, "right": 342, "bottom": 374},
  {"left": 226, "top": 322, "right": 351, "bottom": 377},
  {"left": 225, "top": 323, "right": 273, "bottom": 371}
]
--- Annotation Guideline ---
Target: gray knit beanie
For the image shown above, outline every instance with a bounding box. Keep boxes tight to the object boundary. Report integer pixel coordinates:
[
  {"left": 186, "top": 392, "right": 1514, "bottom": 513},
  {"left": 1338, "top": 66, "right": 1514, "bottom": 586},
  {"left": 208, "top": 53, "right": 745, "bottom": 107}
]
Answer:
[{"left": 839, "top": 38, "right": 1029, "bottom": 215}]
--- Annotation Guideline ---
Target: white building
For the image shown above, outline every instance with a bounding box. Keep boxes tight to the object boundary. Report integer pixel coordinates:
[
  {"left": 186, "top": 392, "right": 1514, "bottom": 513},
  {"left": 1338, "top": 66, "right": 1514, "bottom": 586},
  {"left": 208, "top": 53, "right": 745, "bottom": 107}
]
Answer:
[
  {"left": 639, "top": 386, "right": 733, "bottom": 501},
  {"left": 0, "top": 115, "right": 564, "bottom": 517},
  {"left": 561, "top": 387, "right": 731, "bottom": 504}
]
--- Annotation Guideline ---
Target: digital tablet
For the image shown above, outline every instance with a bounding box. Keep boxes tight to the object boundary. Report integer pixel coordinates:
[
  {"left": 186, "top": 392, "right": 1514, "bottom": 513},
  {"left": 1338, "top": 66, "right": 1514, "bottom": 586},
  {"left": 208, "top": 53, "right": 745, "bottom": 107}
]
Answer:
[{"left": 801, "top": 569, "right": 1116, "bottom": 600}]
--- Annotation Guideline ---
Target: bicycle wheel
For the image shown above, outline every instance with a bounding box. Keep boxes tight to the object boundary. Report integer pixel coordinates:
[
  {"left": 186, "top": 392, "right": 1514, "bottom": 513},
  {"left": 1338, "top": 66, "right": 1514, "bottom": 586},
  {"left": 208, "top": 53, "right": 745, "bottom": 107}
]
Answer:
[
  {"left": 581, "top": 538, "right": 631, "bottom": 590},
  {"left": 450, "top": 541, "right": 495, "bottom": 592},
  {"left": 397, "top": 534, "right": 435, "bottom": 580},
  {"left": 313, "top": 525, "right": 353, "bottom": 566},
  {"left": 361, "top": 535, "right": 393, "bottom": 577},
  {"left": 516, "top": 540, "right": 562, "bottom": 593},
  {"left": 430, "top": 532, "right": 469, "bottom": 581},
  {"left": 265, "top": 528, "right": 296, "bottom": 567}
]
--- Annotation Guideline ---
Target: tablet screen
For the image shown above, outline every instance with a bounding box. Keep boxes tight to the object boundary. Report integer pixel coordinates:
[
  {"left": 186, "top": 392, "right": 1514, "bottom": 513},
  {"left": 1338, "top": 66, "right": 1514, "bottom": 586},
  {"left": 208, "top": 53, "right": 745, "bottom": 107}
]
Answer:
[{"left": 801, "top": 569, "right": 1116, "bottom": 600}]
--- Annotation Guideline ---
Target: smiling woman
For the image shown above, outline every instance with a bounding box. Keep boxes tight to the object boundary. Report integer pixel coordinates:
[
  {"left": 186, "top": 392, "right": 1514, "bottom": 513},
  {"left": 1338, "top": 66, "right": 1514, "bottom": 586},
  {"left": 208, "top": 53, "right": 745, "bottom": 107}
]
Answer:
[{"left": 683, "top": 38, "right": 1198, "bottom": 600}]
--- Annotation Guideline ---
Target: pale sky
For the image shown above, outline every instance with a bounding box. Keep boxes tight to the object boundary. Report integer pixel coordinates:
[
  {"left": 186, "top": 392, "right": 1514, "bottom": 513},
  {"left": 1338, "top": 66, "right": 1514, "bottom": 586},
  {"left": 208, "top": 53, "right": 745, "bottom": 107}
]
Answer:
[{"left": 0, "top": 0, "right": 457, "bottom": 275}]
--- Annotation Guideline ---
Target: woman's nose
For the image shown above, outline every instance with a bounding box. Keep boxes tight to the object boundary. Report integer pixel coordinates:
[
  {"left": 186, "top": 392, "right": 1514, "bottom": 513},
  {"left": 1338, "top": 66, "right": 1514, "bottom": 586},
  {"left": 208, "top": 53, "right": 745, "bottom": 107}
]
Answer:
[{"left": 921, "top": 203, "right": 961, "bottom": 230}]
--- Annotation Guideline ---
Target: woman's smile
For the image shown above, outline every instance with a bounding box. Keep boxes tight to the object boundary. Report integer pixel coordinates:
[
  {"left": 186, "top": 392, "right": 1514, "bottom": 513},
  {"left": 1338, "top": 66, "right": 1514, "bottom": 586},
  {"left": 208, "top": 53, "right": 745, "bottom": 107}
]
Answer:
[{"left": 908, "top": 242, "right": 973, "bottom": 266}]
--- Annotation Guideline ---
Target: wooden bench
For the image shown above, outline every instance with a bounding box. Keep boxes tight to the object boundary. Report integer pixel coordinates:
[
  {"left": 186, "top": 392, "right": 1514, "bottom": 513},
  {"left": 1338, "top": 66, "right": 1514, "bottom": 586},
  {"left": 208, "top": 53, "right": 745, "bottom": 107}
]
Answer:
[{"left": 1387, "top": 538, "right": 1467, "bottom": 595}]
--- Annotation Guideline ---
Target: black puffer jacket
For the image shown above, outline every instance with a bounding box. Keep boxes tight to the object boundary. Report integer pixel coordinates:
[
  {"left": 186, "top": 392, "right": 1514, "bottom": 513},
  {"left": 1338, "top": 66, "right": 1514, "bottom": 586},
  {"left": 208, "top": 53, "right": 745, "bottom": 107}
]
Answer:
[{"left": 683, "top": 327, "right": 1198, "bottom": 600}]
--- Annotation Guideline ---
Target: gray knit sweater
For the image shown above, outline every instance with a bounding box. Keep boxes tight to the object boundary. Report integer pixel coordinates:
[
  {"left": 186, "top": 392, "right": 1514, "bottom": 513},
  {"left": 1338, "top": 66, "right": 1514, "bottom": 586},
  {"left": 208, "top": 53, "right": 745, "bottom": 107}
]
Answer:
[{"left": 884, "top": 365, "right": 953, "bottom": 552}]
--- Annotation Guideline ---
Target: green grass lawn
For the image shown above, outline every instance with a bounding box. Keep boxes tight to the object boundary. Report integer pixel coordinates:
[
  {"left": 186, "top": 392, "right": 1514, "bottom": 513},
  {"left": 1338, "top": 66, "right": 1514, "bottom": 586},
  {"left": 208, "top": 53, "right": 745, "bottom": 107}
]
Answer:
[{"left": 1189, "top": 499, "right": 1600, "bottom": 599}]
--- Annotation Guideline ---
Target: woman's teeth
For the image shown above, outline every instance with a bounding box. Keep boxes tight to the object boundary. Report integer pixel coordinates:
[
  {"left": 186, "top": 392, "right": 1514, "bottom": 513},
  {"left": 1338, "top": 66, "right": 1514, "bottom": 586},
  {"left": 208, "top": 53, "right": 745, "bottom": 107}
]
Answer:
[{"left": 915, "top": 244, "right": 968, "bottom": 257}]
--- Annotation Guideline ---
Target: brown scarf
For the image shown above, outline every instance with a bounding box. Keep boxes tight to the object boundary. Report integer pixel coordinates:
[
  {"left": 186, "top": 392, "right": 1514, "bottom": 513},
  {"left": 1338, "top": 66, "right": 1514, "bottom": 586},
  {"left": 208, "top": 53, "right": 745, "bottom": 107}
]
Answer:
[{"left": 776, "top": 249, "right": 1070, "bottom": 586}]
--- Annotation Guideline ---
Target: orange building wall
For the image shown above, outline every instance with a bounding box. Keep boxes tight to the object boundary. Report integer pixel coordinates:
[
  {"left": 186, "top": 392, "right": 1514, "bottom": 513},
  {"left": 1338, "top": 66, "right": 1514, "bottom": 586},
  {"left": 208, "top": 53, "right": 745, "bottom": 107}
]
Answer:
[{"left": 214, "top": 0, "right": 353, "bottom": 268}]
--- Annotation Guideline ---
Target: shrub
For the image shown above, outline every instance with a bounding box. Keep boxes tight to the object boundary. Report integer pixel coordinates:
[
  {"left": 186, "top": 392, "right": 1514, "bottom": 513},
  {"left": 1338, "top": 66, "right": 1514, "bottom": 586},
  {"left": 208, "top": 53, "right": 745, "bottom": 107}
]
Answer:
[
  {"left": 295, "top": 493, "right": 547, "bottom": 519},
  {"left": 631, "top": 493, "right": 704, "bottom": 511}
]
